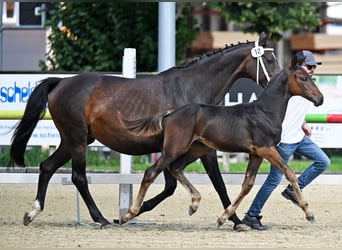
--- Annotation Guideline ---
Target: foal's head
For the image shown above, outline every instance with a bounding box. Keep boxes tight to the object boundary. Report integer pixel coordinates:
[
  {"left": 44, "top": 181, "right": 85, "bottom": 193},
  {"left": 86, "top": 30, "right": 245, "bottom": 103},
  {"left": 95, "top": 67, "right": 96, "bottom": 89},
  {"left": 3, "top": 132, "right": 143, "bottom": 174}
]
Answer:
[{"left": 287, "top": 55, "right": 323, "bottom": 106}]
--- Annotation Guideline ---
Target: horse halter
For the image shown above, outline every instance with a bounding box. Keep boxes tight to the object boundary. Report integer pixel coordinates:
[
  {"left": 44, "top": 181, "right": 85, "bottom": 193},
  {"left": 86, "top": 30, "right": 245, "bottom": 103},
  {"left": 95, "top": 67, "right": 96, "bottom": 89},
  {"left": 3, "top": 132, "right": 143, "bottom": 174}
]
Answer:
[{"left": 251, "top": 41, "right": 276, "bottom": 85}]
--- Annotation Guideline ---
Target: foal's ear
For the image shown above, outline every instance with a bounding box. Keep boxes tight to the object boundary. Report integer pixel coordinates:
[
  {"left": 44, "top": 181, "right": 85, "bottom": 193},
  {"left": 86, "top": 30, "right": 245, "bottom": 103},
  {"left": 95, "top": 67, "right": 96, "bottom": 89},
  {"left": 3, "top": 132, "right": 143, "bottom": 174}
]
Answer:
[
  {"left": 258, "top": 32, "right": 271, "bottom": 46},
  {"left": 291, "top": 53, "right": 305, "bottom": 68}
]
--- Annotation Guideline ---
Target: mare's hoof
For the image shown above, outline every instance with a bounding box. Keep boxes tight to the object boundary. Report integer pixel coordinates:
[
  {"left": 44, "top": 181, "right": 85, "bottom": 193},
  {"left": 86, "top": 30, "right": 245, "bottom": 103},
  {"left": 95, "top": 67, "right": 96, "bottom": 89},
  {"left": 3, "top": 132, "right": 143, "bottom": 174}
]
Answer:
[
  {"left": 23, "top": 212, "right": 31, "bottom": 226},
  {"left": 306, "top": 215, "right": 315, "bottom": 222},
  {"left": 100, "top": 222, "right": 112, "bottom": 229},
  {"left": 99, "top": 218, "right": 111, "bottom": 229},
  {"left": 233, "top": 223, "right": 251, "bottom": 232}
]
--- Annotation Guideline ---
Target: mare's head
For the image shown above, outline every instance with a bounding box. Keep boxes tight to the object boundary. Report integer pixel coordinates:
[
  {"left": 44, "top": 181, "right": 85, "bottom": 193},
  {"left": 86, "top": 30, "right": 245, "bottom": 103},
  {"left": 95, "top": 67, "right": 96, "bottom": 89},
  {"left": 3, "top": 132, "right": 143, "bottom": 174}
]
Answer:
[
  {"left": 286, "top": 54, "right": 324, "bottom": 106},
  {"left": 244, "top": 32, "right": 281, "bottom": 88}
]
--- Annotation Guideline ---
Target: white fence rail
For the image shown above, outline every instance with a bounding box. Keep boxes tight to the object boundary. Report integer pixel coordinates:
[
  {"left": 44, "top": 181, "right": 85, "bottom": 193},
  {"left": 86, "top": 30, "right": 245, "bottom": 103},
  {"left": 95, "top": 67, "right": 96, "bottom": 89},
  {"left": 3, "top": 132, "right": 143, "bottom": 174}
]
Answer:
[{"left": 1, "top": 172, "right": 341, "bottom": 185}]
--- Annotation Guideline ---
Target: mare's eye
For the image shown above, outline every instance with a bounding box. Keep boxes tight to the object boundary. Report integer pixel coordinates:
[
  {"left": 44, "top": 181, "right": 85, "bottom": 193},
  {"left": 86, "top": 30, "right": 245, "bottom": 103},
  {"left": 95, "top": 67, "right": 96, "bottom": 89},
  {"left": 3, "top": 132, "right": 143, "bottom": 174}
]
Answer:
[{"left": 301, "top": 77, "right": 308, "bottom": 81}]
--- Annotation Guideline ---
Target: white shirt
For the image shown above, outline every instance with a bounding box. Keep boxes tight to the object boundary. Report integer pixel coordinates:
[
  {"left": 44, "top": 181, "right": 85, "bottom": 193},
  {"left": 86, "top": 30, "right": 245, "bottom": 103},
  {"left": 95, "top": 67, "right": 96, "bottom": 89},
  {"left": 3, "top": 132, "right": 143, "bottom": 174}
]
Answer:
[{"left": 280, "top": 96, "right": 312, "bottom": 144}]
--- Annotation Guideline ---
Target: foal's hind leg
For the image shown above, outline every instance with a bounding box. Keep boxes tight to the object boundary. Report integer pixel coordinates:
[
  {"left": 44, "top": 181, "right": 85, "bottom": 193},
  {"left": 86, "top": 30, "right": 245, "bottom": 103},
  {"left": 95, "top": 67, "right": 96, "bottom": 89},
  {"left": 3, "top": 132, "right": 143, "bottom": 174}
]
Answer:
[
  {"left": 138, "top": 145, "right": 204, "bottom": 217},
  {"left": 121, "top": 154, "right": 177, "bottom": 224},
  {"left": 217, "top": 154, "right": 263, "bottom": 227},
  {"left": 137, "top": 168, "right": 177, "bottom": 216},
  {"left": 24, "top": 143, "right": 71, "bottom": 226},
  {"left": 167, "top": 166, "right": 202, "bottom": 216}
]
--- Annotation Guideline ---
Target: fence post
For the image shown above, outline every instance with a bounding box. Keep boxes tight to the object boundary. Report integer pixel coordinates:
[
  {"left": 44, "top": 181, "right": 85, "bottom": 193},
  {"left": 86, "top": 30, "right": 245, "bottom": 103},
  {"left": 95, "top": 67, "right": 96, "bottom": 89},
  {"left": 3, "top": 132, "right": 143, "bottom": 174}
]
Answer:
[{"left": 119, "top": 48, "right": 136, "bottom": 221}]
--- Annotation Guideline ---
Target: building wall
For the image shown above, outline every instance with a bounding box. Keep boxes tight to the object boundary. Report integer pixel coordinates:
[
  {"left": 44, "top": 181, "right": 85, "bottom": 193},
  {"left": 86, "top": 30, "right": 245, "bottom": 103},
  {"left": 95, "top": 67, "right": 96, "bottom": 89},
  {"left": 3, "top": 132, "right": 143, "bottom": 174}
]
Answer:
[
  {"left": 2, "top": 28, "right": 46, "bottom": 71},
  {"left": 1, "top": 2, "right": 52, "bottom": 71}
]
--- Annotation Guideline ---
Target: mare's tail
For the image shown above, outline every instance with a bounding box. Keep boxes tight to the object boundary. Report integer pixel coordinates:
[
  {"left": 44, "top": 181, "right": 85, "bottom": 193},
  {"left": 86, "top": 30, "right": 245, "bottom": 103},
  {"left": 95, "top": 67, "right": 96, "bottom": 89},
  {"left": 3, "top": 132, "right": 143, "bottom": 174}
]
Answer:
[
  {"left": 9, "top": 77, "right": 62, "bottom": 166},
  {"left": 119, "top": 110, "right": 173, "bottom": 137}
]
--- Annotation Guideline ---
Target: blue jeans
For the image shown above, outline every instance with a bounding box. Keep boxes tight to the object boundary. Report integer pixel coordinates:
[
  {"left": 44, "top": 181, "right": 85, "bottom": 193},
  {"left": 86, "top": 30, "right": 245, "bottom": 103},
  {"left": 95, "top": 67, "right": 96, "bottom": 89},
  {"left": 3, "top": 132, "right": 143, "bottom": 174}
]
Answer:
[{"left": 247, "top": 136, "right": 330, "bottom": 217}]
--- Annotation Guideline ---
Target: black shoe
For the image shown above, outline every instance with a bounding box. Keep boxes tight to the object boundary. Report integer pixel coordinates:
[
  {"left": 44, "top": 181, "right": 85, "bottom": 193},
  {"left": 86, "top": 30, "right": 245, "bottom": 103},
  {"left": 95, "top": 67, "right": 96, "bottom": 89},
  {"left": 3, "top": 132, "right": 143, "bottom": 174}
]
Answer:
[
  {"left": 242, "top": 214, "right": 268, "bottom": 231},
  {"left": 281, "top": 184, "right": 299, "bottom": 206}
]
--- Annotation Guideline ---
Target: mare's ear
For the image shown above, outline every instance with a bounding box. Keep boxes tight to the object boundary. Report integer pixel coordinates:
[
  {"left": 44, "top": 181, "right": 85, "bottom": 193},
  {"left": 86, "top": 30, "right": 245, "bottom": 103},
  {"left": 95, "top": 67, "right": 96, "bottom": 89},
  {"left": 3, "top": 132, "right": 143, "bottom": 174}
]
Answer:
[
  {"left": 259, "top": 32, "right": 272, "bottom": 46},
  {"left": 259, "top": 32, "right": 269, "bottom": 46}
]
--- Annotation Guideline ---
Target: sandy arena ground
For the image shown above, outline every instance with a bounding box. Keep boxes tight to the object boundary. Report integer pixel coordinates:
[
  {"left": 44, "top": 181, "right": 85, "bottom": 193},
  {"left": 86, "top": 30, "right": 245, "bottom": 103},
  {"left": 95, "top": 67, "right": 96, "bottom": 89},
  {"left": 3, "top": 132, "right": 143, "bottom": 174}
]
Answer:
[{"left": 0, "top": 183, "right": 341, "bottom": 248}]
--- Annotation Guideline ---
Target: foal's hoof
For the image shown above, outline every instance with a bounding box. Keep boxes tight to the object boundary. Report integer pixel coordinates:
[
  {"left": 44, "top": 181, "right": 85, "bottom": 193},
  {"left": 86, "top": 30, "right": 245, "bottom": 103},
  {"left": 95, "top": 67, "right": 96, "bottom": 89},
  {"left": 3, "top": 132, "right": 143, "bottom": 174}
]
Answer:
[
  {"left": 113, "top": 218, "right": 127, "bottom": 225},
  {"left": 23, "top": 212, "right": 32, "bottom": 226},
  {"left": 233, "top": 223, "right": 251, "bottom": 232},
  {"left": 306, "top": 215, "right": 315, "bottom": 222},
  {"left": 119, "top": 217, "right": 127, "bottom": 225},
  {"left": 188, "top": 206, "right": 197, "bottom": 216},
  {"left": 119, "top": 214, "right": 132, "bottom": 225},
  {"left": 217, "top": 217, "right": 226, "bottom": 228}
]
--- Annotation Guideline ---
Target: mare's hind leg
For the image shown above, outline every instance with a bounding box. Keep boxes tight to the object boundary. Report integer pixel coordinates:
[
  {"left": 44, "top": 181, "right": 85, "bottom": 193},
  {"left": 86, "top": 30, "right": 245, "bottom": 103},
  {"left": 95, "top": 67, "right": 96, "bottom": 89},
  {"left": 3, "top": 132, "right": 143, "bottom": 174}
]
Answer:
[
  {"left": 201, "top": 149, "right": 249, "bottom": 231},
  {"left": 217, "top": 154, "right": 263, "bottom": 227},
  {"left": 24, "top": 142, "right": 71, "bottom": 226},
  {"left": 258, "top": 146, "right": 314, "bottom": 221},
  {"left": 70, "top": 144, "right": 110, "bottom": 228}
]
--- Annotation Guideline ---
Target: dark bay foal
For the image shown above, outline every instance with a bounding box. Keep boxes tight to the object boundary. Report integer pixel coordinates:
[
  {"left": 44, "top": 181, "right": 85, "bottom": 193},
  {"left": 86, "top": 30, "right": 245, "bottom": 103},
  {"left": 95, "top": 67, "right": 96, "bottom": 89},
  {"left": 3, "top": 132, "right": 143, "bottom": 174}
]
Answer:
[{"left": 120, "top": 54, "right": 323, "bottom": 227}]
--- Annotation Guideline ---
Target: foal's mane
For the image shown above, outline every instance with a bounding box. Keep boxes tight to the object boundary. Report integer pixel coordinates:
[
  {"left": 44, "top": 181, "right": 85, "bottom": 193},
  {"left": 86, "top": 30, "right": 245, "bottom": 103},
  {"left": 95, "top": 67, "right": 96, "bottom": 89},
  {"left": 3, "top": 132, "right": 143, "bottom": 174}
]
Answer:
[{"left": 176, "top": 40, "right": 253, "bottom": 69}]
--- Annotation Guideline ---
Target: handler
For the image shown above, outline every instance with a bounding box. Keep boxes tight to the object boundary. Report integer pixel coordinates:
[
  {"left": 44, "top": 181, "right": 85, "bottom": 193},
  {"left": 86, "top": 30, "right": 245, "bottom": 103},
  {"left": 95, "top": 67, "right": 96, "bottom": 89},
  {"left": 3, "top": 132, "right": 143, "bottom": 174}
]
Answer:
[{"left": 242, "top": 50, "right": 331, "bottom": 230}]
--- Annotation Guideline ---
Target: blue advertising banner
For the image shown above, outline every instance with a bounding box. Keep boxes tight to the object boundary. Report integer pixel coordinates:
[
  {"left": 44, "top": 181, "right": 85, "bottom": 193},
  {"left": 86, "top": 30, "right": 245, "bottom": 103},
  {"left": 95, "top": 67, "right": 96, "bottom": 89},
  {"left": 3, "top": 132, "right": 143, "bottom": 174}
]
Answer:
[{"left": 1, "top": 73, "right": 342, "bottom": 147}]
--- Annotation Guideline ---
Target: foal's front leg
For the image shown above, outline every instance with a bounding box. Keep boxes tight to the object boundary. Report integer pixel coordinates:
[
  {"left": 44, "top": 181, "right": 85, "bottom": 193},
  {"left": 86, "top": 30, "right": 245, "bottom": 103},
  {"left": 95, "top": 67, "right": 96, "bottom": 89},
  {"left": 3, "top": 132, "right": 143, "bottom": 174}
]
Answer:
[
  {"left": 261, "top": 147, "right": 315, "bottom": 221},
  {"left": 217, "top": 154, "right": 262, "bottom": 227}
]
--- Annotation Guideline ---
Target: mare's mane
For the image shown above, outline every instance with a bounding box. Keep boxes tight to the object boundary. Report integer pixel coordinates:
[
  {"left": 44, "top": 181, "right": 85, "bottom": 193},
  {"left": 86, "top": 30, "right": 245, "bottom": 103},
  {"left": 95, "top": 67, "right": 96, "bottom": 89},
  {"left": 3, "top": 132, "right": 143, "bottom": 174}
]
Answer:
[{"left": 175, "top": 40, "right": 253, "bottom": 69}]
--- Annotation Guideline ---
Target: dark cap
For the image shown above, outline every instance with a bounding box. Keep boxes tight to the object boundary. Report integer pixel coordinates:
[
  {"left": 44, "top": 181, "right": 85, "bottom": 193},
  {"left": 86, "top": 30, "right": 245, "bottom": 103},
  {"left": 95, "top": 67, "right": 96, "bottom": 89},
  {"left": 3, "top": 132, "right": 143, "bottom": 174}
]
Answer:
[{"left": 296, "top": 50, "right": 322, "bottom": 66}]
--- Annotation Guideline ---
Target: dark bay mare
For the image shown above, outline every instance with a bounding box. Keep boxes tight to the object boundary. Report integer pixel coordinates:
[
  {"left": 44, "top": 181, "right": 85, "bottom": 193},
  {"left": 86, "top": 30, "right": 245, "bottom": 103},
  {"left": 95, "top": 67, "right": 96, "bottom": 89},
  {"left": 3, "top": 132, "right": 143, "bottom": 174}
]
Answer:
[
  {"left": 119, "top": 54, "right": 323, "bottom": 226},
  {"left": 9, "top": 33, "right": 280, "bottom": 230}
]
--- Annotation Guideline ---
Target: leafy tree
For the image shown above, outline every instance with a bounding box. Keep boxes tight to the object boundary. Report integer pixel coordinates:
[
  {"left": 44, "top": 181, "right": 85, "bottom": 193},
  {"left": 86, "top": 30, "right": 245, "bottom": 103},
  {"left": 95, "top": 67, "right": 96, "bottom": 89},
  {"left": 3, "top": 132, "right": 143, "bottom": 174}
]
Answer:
[
  {"left": 206, "top": 2, "right": 322, "bottom": 41},
  {"left": 40, "top": 2, "right": 199, "bottom": 72}
]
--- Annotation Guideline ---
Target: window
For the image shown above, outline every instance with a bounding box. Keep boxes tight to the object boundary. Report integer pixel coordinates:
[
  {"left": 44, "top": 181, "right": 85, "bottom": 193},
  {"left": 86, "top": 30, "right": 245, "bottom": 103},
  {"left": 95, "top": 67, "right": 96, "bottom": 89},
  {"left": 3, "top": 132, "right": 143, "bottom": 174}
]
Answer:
[
  {"left": 19, "top": 2, "right": 42, "bottom": 26},
  {"left": 2, "top": 2, "right": 19, "bottom": 26},
  {"left": 2, "top": 2, "right": 55, "bottom": 27}
]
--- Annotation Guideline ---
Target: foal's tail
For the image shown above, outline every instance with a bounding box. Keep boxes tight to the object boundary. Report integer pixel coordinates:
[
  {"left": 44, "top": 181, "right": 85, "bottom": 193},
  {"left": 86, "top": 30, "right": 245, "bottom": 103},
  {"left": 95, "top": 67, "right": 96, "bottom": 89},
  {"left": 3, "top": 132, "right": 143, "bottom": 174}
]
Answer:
[
  {"left": 119, "top": 110, "right": 174, "bottom": 137},
  {"left": 9, "top": 77, "right": 62, "bottom": 166}
]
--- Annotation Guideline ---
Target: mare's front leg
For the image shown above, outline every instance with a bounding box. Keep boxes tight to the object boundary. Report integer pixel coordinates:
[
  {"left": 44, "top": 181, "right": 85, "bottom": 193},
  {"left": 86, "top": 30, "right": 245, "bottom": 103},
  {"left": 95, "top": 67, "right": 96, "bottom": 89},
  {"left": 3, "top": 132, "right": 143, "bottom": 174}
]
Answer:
[
  {"left": 217, "top": 154, "right": 263, "bottom": 227},
  {"left": 259, "top": 146, "right": 314, "bottom": 221},
  {"left": 23, "top": 143, "right": 71, "bottom": 226},
  {"left": 71, "top": 146, "right": 110, "bottom": 228}
]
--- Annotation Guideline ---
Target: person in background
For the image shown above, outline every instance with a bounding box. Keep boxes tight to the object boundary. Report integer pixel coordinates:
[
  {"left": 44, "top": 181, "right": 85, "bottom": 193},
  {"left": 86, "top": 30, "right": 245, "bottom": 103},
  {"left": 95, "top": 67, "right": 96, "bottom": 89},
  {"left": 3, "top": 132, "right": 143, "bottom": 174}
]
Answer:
[{"left": 242, "top": 50, "right": 331, "bottom": 230}]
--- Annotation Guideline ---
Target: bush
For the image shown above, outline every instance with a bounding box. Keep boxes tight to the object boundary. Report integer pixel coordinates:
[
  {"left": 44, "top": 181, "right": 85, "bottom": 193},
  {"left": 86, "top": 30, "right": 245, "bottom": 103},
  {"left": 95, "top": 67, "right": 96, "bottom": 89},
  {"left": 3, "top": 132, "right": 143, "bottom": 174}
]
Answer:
[{"left": 0, "top": 146, "right": 49, "bottom": 167}]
